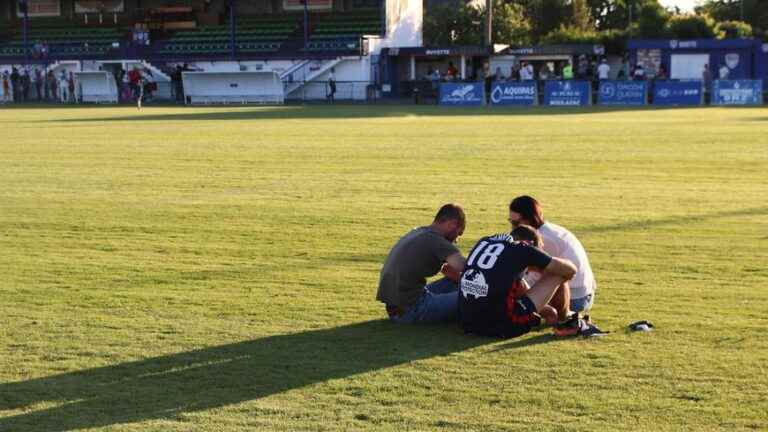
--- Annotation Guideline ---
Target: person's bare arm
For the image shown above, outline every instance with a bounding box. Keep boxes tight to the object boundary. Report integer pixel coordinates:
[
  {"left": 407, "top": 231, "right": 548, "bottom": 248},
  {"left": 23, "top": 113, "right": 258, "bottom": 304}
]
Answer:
[{"left": 542, "top": 257, "right": 576, "bottom": 280}]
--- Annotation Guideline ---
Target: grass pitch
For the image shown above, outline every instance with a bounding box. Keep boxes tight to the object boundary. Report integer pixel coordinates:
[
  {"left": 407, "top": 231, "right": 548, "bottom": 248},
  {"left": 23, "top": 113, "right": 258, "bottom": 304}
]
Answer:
[{"left": 0, "top": 105, "right": 766, "bottom": 431}]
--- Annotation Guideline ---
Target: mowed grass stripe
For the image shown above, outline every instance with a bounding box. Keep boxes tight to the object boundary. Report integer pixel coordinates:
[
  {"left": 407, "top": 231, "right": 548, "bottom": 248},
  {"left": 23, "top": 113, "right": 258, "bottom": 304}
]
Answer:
[{"left": 0, "top": 105, "right": 766, "bottom": 431}]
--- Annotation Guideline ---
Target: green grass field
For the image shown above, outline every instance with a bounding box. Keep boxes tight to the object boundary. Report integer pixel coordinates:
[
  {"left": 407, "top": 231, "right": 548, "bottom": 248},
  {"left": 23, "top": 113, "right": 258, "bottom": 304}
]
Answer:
[{"left": 1, "top": 105, "right": 766, "bottom": 431}]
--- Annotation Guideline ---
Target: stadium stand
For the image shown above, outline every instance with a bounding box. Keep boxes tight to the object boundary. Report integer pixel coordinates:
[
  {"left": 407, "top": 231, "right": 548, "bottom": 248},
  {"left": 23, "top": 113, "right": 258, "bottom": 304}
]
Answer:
[
  {"left": 0, "top": 18, "right": 124, "bottom": 59},
  {"left": 304, "top": 9, "right": 382, "bottom": 53},
  {"left": 158, "top": 15, "right": 300, "bottom": 57}
]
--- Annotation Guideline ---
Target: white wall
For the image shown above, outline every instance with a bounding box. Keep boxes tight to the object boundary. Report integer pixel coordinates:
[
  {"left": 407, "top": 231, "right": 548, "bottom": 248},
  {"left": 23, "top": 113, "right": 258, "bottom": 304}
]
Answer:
[{"left": 368, "top": 0, "right": 422, "bottom": 55}]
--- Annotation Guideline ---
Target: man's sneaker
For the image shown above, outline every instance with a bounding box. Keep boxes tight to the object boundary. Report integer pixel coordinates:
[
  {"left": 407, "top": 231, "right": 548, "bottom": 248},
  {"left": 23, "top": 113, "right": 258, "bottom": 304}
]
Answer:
[
  {"left": 553, "top": 314, "right": 582, "bottom": 337},
  {"left": 581, "top": 322, "right": 609, "bottom": 337}
]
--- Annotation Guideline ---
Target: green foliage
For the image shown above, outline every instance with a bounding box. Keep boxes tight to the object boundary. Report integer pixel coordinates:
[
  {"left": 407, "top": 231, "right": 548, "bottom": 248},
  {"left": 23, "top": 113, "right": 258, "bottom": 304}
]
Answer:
[
  {"left": 424, "top": 0, "right": 532, "bottom": 46},
  {"left": 696, "top": 0, "right": 768, "bottom": 36},
  {"left": 635, "top": 1, "right": 670, "bottom": 38},
  {"left": 1, "top": 105, "right": 767, "bottom": 431},
  {"left": 715, "top": 20, "right": 753, "bottom": 38},
  {"left": 571, "top": 0, "right": 596, "bottom": 31},
  {"left": 668, "top": 13, "right": 720, "bottom": 39}
]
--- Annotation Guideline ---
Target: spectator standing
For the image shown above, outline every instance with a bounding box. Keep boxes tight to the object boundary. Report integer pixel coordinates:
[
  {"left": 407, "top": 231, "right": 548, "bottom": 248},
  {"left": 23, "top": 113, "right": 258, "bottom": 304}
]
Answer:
[
  {"left": 21, "top": 70, "right": 31, "bottom": 102},
  {"left": 446, "top": 61, "right": 458, "bottom": 80},
  {"left": 128, "top": 66, "right": 141, "bottom": 100},
  {"left": 58, "top": 71, "right": 68, "bottom": 103},
  {"left": 562, "top": 61, "right": 573, "bottom": 80},
  {"left": 48, "top": 70, "right": 57, "bottom": 101},
  {"left": 34, "top": 68, "right": 43, "bottom": 100},
  {"left": 10, "top": 67, "right": 20, "bottom": 102},
  {"left": 656, "top": 65, "right": 668, "bottom": 80},
  {"left": 1, "top": 71, "right": 9, "bottom": 103},
  {"left": 597, "top": 58, "right": 610, "bottom": 80},
  {"left": 577, "top": 55, "right": 589, "bottom": 79},
  {"left": 121, "top": 70, "right": 131, "bottom": 102},
  {"left": 327, "top": 67, "right": 336, "bottom": 103},
  {"left": 494, "top": 66, "right": 504, "bottom": 82},
  {"left": 519, "top": 61, "right": 534, "bottom": 80},
  {"left": 538, "top": 63, "right": 552, "bottom": 81},
  {"left": 633, "top": 64, "right": 646, "bottom": 80},
  {"left": 68, "top": 71, "right": 76, "bottom": 103}
]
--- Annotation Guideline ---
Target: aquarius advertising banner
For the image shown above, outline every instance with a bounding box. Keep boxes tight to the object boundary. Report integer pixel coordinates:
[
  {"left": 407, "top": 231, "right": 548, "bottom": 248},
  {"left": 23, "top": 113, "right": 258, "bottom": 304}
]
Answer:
[
  {"left": 544, "top": 80, "right": 591, "bottom": 106},
  {"left": 489, "top": 81, "right": 537, "bottom": 106},
  {"left": 653, "top": 80, "right": 702, "bottom": 105},
  {"left": 712, "top": 80, "right": 763, "bottom": 105},
  {"left": 439, "top": 83, "right": 484, "bottom": 106},
  {"left": 598, "top": 81, "right": 647, "bottom": 105}
]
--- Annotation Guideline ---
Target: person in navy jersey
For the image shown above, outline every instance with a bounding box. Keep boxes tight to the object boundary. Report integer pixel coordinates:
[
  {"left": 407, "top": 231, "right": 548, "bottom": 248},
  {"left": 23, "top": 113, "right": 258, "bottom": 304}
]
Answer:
[{"left": 459, "top": 227, "right": 576, "bottom": 338}]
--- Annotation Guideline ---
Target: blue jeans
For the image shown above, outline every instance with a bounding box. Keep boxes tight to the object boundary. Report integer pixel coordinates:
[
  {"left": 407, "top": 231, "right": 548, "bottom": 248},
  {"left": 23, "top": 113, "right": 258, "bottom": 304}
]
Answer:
[
  {"left": 392, "top": 278, "right": 459, "bottom": 324},
  {"left": 570, "top": 293, "right": 594, "bottom": 313}
]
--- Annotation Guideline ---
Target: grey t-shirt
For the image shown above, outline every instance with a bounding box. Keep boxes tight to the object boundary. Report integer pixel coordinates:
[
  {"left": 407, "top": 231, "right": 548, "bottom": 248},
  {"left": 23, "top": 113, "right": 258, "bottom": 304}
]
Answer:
[{"left": 377, "top": 226, "right": 460, "bottom": 310}]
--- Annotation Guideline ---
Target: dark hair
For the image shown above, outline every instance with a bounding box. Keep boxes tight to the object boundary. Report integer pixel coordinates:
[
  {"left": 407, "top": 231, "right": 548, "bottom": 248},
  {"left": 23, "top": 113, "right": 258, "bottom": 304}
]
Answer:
[
  {"left": 434, "top": 203, "right": 465, "bottom": 225},
  {"left": 511, "top": 225, "right": 542, "bottom": 248},
  {"left": 509, "top": 195, "right": 544, "bottom": 228}
]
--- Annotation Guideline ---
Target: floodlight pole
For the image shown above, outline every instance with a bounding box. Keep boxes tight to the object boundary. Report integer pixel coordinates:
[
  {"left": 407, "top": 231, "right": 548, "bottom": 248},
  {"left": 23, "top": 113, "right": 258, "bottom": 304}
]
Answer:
[
  {"left": 483, "top": 0, "right": 492, "bottom": 48},
  {"left": 303, "top": 0, "right": 309, "bottom": 48},
  {"left": 21, "top": 0, "right": 29, "bottom": 65},
  {"left": 229, "top": 0, "right": 236, "bottom": 60},
  {"left": 740, "top": 0, "right": 744, "bottom": 22}
]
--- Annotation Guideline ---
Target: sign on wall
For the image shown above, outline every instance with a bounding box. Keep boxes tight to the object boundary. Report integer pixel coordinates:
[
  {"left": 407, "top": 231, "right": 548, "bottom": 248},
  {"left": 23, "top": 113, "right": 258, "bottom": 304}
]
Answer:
[
  {"left": 75, "top": 0, "right": 125, "bottom": 13},
  {"left": 544, "top": 80, "right": 591, "bottom": 106},
  {"left": 712, "top": 80, "right": 763, "bottom": 105},
  {"left": 489, "top": 81, "right": 537, "bottom": 106},
  {"left": 283, "top": 0, "right": 332, "bottom": 11},
  {"left": 653, "top": 80, "right": 703, "bottom": 105},
  {"left": 439, "top": 83, "right": 484, "bottom": 106},
  {"left": 17, "top": 0, "right": 60, "bottom": 17},
  {"left": 598, "top": 81, "right": 647, "bottom": 105}
]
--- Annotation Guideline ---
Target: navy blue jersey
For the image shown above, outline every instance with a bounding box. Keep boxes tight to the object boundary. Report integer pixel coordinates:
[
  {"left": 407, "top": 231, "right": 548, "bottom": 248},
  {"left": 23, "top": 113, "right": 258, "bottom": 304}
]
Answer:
[{"left": 459, "top": 234, "right": 552, "bottom": 336}]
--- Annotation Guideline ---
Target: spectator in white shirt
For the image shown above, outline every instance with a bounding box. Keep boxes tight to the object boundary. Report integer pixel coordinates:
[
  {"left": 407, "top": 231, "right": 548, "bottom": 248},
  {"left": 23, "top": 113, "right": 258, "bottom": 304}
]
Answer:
[
  {"left": 508, "top": 195, "right": 597, "bottom": 317},
  {"left": 597, "top": 58, "right": 610, "bottom": 80}
]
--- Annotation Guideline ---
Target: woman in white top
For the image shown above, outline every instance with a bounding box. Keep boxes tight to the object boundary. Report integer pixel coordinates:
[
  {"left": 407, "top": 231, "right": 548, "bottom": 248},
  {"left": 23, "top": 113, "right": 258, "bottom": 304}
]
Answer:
[{"left": 508, "top": 195, "right": 597, "bottom": 315}]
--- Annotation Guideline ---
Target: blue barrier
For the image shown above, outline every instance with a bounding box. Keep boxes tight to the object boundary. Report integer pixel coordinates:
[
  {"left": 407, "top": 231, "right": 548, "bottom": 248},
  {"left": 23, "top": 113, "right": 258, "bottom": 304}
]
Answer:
[
  {"left": 490, "top": 81, "right": 537, "bottom": 106},
  {"left": 712, "top": 80, "right": 763, "bottom": 105},
  {"left": 544, "top": 80, "right": 591, "bottom": 106},
  {"left": 598, "top": 81, "right": 647, "bottom": 105},
  {"left": 439, "top": 83, "right": 484, "bottom": 106},
  {"left": 653, "top": 80, "right": 703, "bottom": 105}
]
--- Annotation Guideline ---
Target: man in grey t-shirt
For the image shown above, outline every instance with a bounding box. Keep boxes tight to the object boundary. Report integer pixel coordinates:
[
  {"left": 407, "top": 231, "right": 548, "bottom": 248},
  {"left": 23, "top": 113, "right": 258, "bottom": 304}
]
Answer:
[{"left": 377, "top": 204, "right": 467, "bottom": 323}]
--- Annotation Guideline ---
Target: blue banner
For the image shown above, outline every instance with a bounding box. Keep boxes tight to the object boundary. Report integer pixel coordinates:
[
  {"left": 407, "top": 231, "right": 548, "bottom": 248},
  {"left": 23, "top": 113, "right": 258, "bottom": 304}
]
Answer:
[
  {"left": 544, "top": 80, "right": 591, "bottom": 106},
  {"left": 712, "top": 80, "right": 763, "bottom": 105},
  {"left": 598, "top": 81, "right": 647, "bottom": 105},
  {"left": 489, "top": 81, "right": 537, "bottom": 106},
  {"left": 653, "top": 80, "right": 703, "bottom": 106},
  {"left": 439, "top": 83, "right": 484, "bottom": 106}
]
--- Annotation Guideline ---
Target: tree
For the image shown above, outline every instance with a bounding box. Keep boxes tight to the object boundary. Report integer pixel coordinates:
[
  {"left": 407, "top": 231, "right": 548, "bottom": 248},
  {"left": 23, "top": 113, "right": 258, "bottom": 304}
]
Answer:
[
  {"left": 423, "top": 0, "right": 532, "bottom": 46},
  {"left": 715, "top": 20, "right": 753, "bottom": 38},
  {"left": 696, "top": 0, "right": 768, "bottom": 37},
  {"left": 635, "top": 1, "right": 670, "bottom": 38},
  {"left": 667, "top": 13, "right": 720, "bottom": 39},
  {"left": 570, "top": 0, "right": 595, "bottom": 31}
]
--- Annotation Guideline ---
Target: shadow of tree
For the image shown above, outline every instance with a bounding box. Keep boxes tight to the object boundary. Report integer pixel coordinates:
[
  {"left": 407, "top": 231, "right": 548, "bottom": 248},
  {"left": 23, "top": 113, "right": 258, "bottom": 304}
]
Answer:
[
  {"left": 572, "top": 206, "right": 768, "bottom": 235},
  {"left": 22, "top": 104, "right": 705, "bottom": 124},
  {"left": 0, "top": 320, "right": 552, "bottom": 431}
]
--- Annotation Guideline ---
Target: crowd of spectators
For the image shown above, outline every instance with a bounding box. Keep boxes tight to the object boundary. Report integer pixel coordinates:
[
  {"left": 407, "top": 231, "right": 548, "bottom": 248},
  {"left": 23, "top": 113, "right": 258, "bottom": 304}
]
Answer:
[{"left": 1, "top": 66, "right": 78, "bottom": 103}]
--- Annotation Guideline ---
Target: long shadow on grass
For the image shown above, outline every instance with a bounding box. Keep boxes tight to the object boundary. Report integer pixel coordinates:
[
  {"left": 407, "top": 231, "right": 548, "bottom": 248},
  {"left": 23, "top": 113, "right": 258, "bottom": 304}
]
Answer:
[
  {"left": 573, "top": 206, "right": 768, "bottom": 235},
  {"left": 31, "top": 104, "right": 700, "bottom": 123},
  {"left": 0, "top": 320, "right": 535, "bottom": 431}
]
